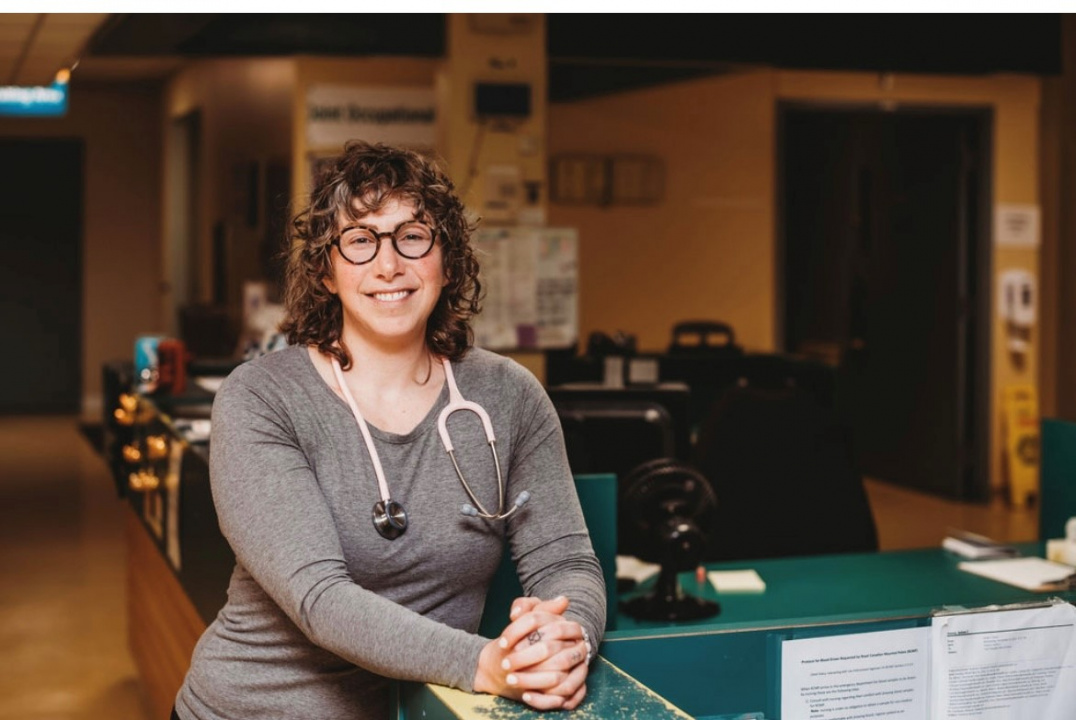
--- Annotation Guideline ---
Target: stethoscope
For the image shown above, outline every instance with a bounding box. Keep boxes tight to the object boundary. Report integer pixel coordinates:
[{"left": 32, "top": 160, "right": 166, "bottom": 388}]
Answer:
[{"left": 331, "top": 356, "right": 530, "bottom": 540}]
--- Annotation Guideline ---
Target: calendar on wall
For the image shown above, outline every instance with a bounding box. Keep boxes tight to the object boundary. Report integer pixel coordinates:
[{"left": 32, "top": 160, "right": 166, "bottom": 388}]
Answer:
[{"left": 471, "top": 227, "right": 578, "bottom": 351}]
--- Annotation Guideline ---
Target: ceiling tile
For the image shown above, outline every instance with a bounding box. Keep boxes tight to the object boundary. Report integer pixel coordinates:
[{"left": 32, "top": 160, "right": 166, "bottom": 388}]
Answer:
[
  {"left": 43, "top": 13, "right": 109, "bottom": 27},
  {"left": 0, "top": 14, "right": 41, "bottom": 27},
  {"left": 0, "top": 26, "right": 34, "bottom": 42}
]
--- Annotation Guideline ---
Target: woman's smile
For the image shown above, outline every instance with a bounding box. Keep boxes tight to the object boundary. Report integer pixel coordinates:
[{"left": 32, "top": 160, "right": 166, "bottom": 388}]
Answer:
[{"left": 370, "top": 289, "right": 413, "bottom": 302}]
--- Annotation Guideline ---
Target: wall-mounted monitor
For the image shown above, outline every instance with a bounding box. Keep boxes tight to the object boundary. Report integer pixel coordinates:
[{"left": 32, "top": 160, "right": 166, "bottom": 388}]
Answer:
[{"left": 474, "top": 82, "right": 531, "bottom": 119}]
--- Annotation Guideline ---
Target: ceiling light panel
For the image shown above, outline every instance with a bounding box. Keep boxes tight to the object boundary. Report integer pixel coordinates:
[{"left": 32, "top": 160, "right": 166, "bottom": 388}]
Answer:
[{"left": 4, "top": 12, "right": 109, "bottom": 86}]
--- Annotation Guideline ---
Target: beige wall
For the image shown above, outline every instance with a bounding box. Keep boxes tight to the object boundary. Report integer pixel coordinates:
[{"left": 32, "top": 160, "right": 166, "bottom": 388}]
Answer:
[
  {"left": 0, "top": 84, "right": 162, "bottom": 418},
  {"left": 164, "top": 58, "right": 295, "bottom": 320},
  {"left": 549, "top": 68, "right": 1043, "bottom": 491},
  {"left": 549, "top": 69, "right": 777, "bottom": 354}
]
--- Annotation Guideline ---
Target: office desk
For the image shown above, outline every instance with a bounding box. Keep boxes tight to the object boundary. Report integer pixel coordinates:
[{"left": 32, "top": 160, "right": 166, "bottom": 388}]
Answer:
[{"left": 404, "top": 544, "right": 1075, "bottom": 720}]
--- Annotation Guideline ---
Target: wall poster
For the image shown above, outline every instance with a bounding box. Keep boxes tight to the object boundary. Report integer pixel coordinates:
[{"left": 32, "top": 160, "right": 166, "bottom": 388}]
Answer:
[{"left": 471, "top": 227, "right": 578, "bottom": 350}]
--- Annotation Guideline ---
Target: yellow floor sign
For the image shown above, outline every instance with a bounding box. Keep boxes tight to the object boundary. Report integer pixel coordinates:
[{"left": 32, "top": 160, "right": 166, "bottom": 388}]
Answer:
[{"left": 1003, "top": 385, "right": 1039, "bottom": 507}]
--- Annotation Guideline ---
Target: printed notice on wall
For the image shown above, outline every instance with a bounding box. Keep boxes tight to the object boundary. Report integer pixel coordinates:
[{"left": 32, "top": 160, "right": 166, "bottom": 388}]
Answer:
[
  {"left": 306, "top": 86, "right": 435, "bottom": 150},
  {"left": 471, "top": 227, "right": 578, "bottom": 350},
  {"left": 994, "top": 204, "right": 1040, "bottom": 248},
  {"left": 781, "top": 627, "right": 931, "bottom": 720},
  {"left": 930, "top": 602, "right": 1076, "bottom": 719}
]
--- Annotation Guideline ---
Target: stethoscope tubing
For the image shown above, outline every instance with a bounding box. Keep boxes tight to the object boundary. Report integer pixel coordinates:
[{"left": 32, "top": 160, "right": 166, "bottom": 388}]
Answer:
[
  {"left": 331, "top": 354, "right": 518, "bottom": 533},
  {"left": 331, "top": 356, "right": 393, "bottom": 504}
]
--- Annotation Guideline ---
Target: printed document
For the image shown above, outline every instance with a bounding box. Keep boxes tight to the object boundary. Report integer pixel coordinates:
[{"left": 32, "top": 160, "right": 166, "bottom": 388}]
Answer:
[
  {"left": 930, "top": 602, "right": 1076, "bottom": 719},
  {"left": 781, "top": 627, "right": 931, "bottom": 719}
]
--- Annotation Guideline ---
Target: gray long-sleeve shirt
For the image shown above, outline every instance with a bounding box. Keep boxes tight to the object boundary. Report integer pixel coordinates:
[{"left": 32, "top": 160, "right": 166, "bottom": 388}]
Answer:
[{"left": 175, "top": 345, "right": 606, "bottom": 719}]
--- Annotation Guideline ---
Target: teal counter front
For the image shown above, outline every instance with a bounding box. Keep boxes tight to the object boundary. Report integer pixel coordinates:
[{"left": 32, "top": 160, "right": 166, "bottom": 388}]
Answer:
[{"left": 401, "top": 543, "right": 1074, "bottom": 720}]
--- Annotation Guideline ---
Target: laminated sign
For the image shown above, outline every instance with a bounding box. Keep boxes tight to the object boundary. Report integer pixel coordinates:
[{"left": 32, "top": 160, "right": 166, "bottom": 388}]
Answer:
[{"left": 306, "top": 86, "right": 435, "bottom": 150}]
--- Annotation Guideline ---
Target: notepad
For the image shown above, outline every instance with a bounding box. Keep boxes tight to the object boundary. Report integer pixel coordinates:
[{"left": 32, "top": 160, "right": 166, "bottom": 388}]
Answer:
[
  {"left": 615, "top": 555, "right": 660, "bottom": 585},
  {"left": 708, "top": 569, "right": 766, "bottom": 593},
  {"left": 957, "top": 556, "right": 1076, "bottom": 591}
]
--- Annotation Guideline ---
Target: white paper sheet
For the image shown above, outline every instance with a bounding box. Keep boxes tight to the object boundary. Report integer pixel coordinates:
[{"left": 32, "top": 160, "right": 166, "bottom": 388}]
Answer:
[
  {"left": 957, "top": 557, "right": 1076, "bottom": 591},
  {"left": 781, "top": 627, "right": 931, "bottom": 720},
  {"left": 707, "top": 569, "right": 766, "bottom": 593},
  {"left": 930, "top": 602, "right": 1076, "bottom": 719},
  {"left": 615, "top": 555, "right": 660, "bottom": 585}
]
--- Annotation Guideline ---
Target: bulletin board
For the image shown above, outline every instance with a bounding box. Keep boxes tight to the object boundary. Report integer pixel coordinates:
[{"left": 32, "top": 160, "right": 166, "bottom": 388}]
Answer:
[{"left": 471, "top": 227, "right": 578, "bottom": 350}]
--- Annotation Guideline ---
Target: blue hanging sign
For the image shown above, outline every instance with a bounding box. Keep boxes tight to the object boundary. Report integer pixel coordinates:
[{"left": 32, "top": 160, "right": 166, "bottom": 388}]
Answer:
[{"left": 0, "top": 81, "right": 68, "bottom": 117}]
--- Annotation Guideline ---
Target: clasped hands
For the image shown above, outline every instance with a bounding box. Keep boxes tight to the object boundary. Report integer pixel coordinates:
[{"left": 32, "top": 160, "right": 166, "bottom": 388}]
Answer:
[{"left": 474, "top": 595, "right": 591, "bottom": 711}]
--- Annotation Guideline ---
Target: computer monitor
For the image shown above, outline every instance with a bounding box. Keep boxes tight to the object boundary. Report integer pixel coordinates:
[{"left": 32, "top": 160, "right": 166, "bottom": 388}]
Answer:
[
  {"left": 548, "top": 384, "right": 693, "bottom": 465},
  {"left": 554, "top": 399, "right": 677, "bottom": 483}
]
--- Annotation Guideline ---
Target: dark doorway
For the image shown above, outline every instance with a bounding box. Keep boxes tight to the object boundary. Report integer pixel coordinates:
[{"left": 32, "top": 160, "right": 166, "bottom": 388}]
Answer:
[
  {"left": 0, "top": 139, "right": 84, "bottom": 414},
  {"left": 779, "top": 106, "right": 991, "bottom": 502}
]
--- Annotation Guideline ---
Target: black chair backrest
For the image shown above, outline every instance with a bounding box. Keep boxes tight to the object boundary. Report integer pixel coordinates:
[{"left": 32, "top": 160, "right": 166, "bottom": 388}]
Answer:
[
  {"left": 692, "top": 376, "right": 877, "bottom": 562},
  {"left": 668, "top": 321, "right": 742, "bottom": 356}
]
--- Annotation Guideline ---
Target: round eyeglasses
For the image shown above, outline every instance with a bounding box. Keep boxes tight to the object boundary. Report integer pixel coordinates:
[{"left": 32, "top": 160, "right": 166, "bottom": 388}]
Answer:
[{"left": 333, "top": 219, "right": 437, "bottom": 265}]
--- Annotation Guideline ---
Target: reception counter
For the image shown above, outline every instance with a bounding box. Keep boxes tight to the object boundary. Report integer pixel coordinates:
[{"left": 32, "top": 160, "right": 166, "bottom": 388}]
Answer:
[
  {"left": 104, "top": 369, "right": 1075, "bottom": 720},
  {"left": 103, "top": 363, "right": 233, "bottom": 717},
  {"left": 399, "top": 544, "right": 1075, "bottom": 720}
]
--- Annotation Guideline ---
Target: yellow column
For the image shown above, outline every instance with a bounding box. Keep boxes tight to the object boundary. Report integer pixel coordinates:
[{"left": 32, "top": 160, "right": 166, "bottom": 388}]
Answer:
[{"left": 438, "top": 14, "right": 548, "bottom": 227}]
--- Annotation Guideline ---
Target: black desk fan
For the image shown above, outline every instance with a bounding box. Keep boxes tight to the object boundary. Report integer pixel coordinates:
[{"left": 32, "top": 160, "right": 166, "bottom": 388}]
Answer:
[{"left": 618, "top": 458, "right": 720, "bottom": 621}]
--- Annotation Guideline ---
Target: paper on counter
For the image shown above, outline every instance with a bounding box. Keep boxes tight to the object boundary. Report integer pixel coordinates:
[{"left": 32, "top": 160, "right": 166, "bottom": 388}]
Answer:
[
  {"left": 708, "top": 569, "right": 766, "bottom": 593},
  {"left": 957, "top": 556, "right": 1075, "bottom": 591},
  {"left": 616, "top": 555, "right": 660, "bottom": 585},
  {"left": 781, "top": 626, "right": 931, "bottom": 720},
  {"left": 930, "top": 601, "right": 1076, "bottom": 719}
]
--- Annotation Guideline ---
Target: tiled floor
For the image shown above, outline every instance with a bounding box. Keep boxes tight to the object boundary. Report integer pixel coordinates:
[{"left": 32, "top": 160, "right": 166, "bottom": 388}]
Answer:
[
  {"left": 0, "top": 416, "right": 150, "bottom": 720},
  {"left": 0, "top": 415, "right": 1044, "bottom": 719}
]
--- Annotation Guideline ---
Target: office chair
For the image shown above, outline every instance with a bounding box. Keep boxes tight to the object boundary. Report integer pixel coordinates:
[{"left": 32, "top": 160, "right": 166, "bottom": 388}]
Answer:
[
  {"left": 660, "top": 321, "right": 745, "bottom": 442},
  {"left": 691, "top": 356, "right": 878, "bottom": 562},
  {"left": 667, "top": 320, "right": 742, "bottom": 356}
]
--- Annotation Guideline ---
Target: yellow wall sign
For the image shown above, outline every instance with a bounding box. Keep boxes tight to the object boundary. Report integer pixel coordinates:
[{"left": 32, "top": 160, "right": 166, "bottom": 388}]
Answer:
[{"left": 1003, "top": 385, "right": 1039, "bottom": 507}]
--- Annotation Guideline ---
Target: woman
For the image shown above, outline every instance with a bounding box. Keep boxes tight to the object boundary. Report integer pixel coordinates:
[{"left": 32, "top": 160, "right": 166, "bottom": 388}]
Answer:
[{"left": 173, "top": 142, "right": 606, "bottom": 719}]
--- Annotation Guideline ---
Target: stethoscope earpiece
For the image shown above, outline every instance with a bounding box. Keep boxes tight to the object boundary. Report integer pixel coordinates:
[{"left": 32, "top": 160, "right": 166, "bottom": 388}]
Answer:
[{"left": 459, "top": 490, "right": 531, "bottom": 520}]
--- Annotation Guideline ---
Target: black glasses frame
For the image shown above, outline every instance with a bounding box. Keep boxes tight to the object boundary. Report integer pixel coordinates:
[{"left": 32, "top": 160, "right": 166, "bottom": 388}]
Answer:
[{"left": 332, "top": 218, "right": 438, "bottom": 266}]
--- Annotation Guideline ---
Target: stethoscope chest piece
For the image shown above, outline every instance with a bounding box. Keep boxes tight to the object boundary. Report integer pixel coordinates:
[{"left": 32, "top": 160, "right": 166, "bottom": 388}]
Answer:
[{"left": 373, "top": 499, "right": 408, "bottom": 540}]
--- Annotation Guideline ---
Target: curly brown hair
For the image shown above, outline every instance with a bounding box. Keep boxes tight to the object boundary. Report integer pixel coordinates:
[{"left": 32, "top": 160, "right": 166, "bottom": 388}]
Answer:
[{"left": 280, "top": 142, "right": 481, "bottom": 369}]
